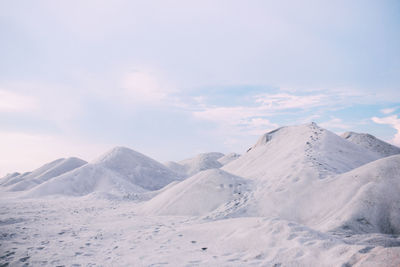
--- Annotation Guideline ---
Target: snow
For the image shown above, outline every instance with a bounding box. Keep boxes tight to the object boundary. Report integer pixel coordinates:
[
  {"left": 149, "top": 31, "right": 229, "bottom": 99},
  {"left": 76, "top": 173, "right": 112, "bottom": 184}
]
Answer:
[
  {"left": 165, "top": 152, "right": 224, "bottom": 177},
  {"left": 21, "top": 147, "right": 181, "bottom": 198},
  {"left": 1, "top": 157, "right": 87, "bottom": 192},
  {"left": 217, "top": 152, "right": 241, "bottom": 165},
  {"left": 141, "top": 169, "right": 250, "bottom": 216},
  {"left": 1, "top": 123, "right": 400, "bottom": 266},
  {"left": 342, "top": 131, "right": 400, "bottom": 157},
  {"left": 93, "top": 146, "right": 181, "bottom": 190}
]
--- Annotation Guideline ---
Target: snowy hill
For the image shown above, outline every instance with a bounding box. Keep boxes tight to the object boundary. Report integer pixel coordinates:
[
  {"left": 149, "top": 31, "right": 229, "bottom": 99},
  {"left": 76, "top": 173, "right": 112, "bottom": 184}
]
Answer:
[
  {"left": 293, "top": 154, "right": 400, "bottom": 234},
  {"left": 1, "top": 157, "right": 87, "bottom": 191},
  {"left": 342, "top": 131, "right": 400, "bottom": 157},
  {"left": 218, "top": 123, "right": 385, "bottom": 220},
  {"left": 141, "top": 168, "right": 250, "bottom": 216},
  {"left": 25, "top": 147, "right": 180, "bottom": 197},
  {"left": 223, "top": 123, "right": 381, "bottom": 181},
  {"left": 165, "top": 152, "right": 225, "bottom": 177},
  {"left": 1, "top": 123, "right": 400, "bottom": 266}
]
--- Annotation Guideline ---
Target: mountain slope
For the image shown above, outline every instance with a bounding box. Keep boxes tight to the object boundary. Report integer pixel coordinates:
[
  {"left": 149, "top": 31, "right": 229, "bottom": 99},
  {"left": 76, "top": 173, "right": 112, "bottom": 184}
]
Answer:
[
  {"left": 223, "top": 123, "right": 381, "bottom": 181},
  {"left": 219, "top": 123, "right": 384, "bottom": 220},
  {"left": 342, "top": 131, "right": 400, "bottom": 157},
  {"left": 298, "top": 154, "right": 400, "bottom": 234},
  {"left": 141, "top": 169, "right": 250, "bottom": 216},
  {"left": 25, "top": 147, "right": 180, "bottom": 197},
  {"left": 217, "top": 153, "right": 241, "bottom": 165}
]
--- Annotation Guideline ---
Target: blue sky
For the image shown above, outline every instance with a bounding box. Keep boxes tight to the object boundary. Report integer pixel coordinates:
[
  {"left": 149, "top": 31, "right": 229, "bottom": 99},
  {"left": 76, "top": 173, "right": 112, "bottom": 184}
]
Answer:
[{"left": 1, "top": 0, "right": 400, "bottom": 175}]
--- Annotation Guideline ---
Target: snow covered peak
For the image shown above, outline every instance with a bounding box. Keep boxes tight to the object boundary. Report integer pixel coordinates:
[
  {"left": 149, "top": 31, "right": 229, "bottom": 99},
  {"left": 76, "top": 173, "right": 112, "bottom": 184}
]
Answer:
[
  {"left": 249, "top": 123, "right": 323, "bottom": 150},
  {"left": 224, "top": 123, "right": 380, "bottom": 182},
  {"left": 94, "top": 146, "right": 141, "bottom": 164},
  {"left": 341, "top": 131, "right": 400, "bottom": 157}
]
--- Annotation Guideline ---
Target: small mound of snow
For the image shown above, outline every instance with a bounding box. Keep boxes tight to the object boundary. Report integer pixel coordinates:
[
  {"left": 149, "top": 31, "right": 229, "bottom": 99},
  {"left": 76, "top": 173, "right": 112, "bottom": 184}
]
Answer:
[
  {"left": 341, "top": 131, "right": 400, "bottom": 157},
  {"left": 141, "top": 169, "right": 250, "bottom": 216},
  {"left": 178, "top": 152, "right": 224, "bottom": 177},
  {"left": 217, "top": 153, "right": 241, "bottom": 165},
  {"left": 94, "top": 146, "right": 180, "bottom": 190},
  {"left": 164, "top": 152, "right": 226, "bottom": 178}
]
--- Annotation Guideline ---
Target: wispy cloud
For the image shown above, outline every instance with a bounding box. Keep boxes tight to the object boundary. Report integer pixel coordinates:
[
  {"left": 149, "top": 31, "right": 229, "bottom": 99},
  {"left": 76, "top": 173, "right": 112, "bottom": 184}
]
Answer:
[
  {"left": 371, "top": 115, "right": 400, "bottom": 146},
  {"left": 192, "top": 90, "right": 358, "bottom": 137},
  {"left": 254, "top": 93, "right": 326, "bottom": 110},
  {"left": 319, "top": 117, "right": 351, "bottom": 130},
  {"left": 380, "top": 107, "right": 398, "bottom": 114}
]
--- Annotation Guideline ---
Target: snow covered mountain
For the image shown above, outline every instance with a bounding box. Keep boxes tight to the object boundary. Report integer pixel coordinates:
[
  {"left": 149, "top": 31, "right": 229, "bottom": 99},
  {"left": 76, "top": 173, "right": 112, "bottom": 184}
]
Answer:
[
  {"left": 341, "top": 131, "right": 400, "bottom": 157},
  {"left": 24, "top": 147, "right": 181, "bottom": 197},
  {"left": 223, "top": 122, "right": 381, "bottom": 181},
  {"left": 1, "top": 123, "right": 400, "bottom": 266},
  {"left": 1, "top": 157, "right": 87, "bottom": 191}
]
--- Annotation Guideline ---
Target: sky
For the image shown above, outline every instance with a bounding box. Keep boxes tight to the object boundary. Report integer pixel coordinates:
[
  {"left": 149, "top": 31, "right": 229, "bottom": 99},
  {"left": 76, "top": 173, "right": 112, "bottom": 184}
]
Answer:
[{"left": 1, "top": 0, "right": 400, "bottom": 176}]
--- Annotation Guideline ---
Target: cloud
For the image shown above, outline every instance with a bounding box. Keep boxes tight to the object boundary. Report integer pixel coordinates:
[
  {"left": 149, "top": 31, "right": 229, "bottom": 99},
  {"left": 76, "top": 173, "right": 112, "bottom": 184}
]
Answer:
[
  {"left": 371, "top": 115, "right": 400, "bottom": 146},
  {"left": 192, "top": 91, "right": 348, "bottom": 137},
  {"left": 254, "top": 93, "right": 326, "bottom": 110},
  {"left": 0, "top": 90, "right": 37, "bottom": 112},
  {"left": 193, "top": 105, "right": 278, "bottom": 136},
  {"left": 380, "top": 107, "right": 398, "bottom": 114},
  {"left": 319, "top": 117, "right": 351, "bottom": 130}
]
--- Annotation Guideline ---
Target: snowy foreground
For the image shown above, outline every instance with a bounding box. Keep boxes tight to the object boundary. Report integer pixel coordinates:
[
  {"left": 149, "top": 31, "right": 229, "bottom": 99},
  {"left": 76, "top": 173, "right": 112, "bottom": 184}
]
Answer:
[{"left": 1, "top": 123, "right": 400, "bottom": 266}]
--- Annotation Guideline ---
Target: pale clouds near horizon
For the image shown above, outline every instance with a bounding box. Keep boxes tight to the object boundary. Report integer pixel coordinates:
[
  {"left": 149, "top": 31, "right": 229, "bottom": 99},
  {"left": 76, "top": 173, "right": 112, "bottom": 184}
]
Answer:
[{"left": 0, "top": 0, "right": 399, "bottom": 175}]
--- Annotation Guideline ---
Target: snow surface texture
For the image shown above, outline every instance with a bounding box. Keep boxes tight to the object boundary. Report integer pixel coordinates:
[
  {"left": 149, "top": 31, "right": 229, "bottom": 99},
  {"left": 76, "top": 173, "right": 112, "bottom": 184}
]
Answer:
[
  {"left": 342, "top": 131, "right": 400, "bottom": 157},
  {"left": 1, "top": 123, "right": 400, "bottom": 266}
]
